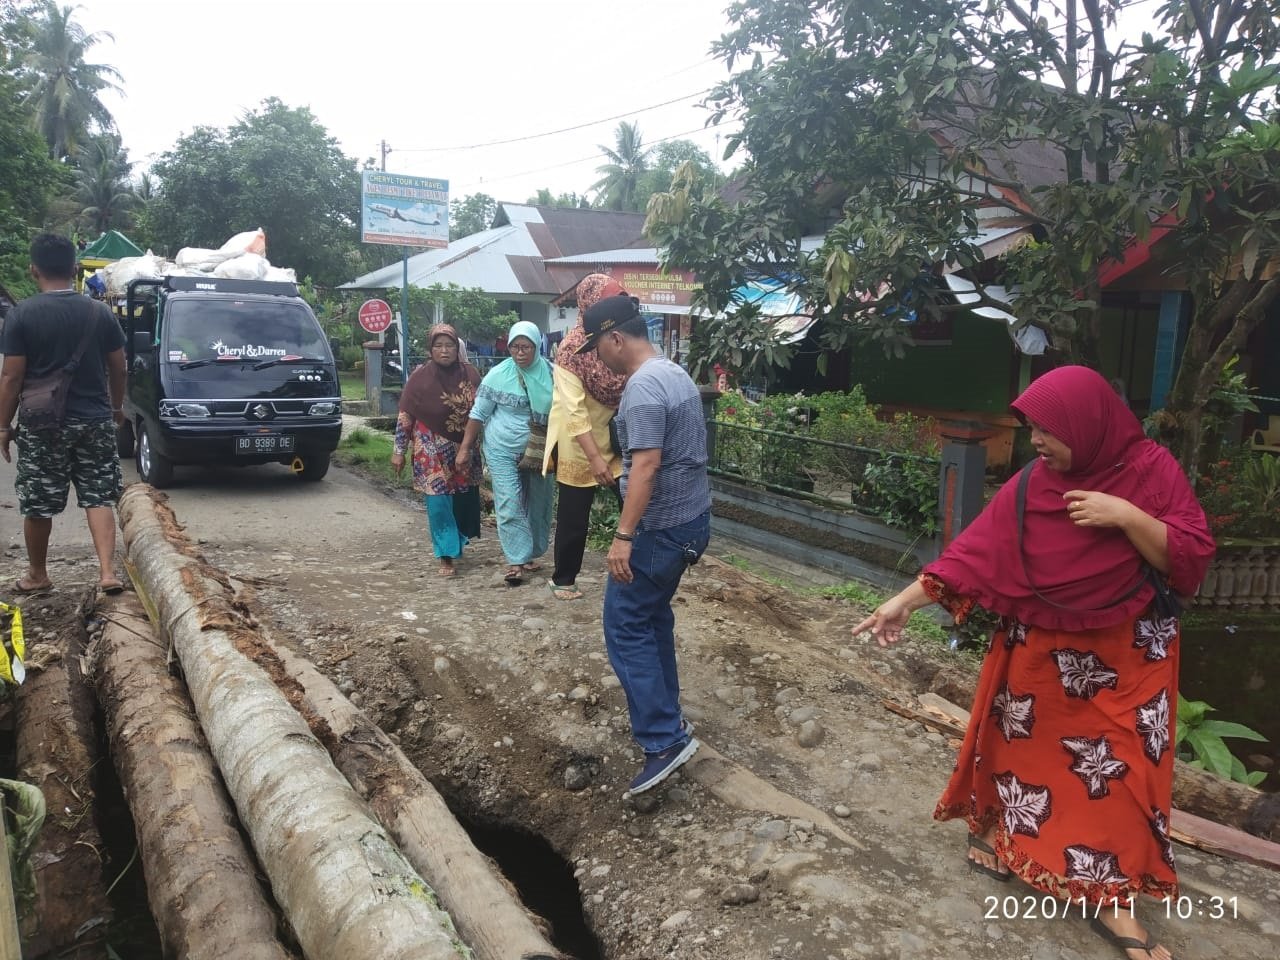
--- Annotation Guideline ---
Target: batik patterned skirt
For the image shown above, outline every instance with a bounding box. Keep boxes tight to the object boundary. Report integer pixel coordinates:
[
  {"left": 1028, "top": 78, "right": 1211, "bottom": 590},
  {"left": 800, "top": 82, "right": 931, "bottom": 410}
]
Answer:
[{"left": 932, "top": 583, "right": 1180, "bottom": 905}]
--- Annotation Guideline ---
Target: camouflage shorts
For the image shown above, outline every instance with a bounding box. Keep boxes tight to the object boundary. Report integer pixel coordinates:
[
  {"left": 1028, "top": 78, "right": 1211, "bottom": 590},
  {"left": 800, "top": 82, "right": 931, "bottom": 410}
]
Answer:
[{"left": 14, "top": 420, "right": 123, "bottom": 518}]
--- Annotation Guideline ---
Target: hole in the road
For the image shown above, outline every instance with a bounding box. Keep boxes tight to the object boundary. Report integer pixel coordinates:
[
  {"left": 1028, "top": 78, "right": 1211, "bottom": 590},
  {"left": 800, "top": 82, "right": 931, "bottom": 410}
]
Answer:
[{"left": 455, "top": 812, "right": 604, "bottom": 960}]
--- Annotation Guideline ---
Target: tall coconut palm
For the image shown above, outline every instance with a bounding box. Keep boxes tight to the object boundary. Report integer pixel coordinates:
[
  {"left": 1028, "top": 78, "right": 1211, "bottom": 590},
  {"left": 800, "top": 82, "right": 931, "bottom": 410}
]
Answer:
[
  {"left": 22, "top": 2, "right": 122, "bottom": 160},
  {"left": 73, "top": 132, "right": 133, "bottom": 234},
  {"left": 591, "top": 120, "right": 652, "bottom": 212}
]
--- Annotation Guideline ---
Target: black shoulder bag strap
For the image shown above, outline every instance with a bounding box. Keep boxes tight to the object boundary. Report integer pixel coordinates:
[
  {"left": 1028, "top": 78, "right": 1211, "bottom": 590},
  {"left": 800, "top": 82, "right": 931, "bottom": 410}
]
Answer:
[
  {"left": 65, "top": 310, "right": 100, "bottom": 373},
  {"left": 1014, "top": 461, "right": 1153, "bottom": 613}
]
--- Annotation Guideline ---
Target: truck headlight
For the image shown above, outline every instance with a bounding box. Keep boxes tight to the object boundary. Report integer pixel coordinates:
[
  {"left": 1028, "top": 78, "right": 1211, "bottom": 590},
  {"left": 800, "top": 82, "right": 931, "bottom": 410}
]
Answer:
[
  {"left": 307, "top": 402, "right": 339, "bottom": 416},
  {"left": 173, "top": 403, "right": 211, "bottom": 418}
]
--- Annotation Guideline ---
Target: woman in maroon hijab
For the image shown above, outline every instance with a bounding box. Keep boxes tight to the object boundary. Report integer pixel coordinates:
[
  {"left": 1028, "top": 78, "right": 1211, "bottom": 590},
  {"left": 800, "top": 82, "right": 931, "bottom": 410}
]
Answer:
[{"left": 855, "top": 366, "right": 1214, "bottom": 960}]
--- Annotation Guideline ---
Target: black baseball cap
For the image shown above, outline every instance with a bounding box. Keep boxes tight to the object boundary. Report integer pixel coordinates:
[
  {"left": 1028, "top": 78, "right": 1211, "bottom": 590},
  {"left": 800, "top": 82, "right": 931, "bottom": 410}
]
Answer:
[{"left": 576, "top": 294, "right": 642, "bottom": 354}]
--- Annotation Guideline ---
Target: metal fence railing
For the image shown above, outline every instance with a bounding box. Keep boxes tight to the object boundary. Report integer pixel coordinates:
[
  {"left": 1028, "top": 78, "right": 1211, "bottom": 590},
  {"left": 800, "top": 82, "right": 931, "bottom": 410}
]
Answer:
[{"left": 708, "top": 419, "right": 943, "bottom": 538}]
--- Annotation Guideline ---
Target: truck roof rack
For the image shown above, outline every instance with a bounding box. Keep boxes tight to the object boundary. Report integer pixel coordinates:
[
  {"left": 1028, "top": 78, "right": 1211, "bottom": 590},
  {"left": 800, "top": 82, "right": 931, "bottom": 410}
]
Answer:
[{"left": 162, "top": 276, "right": 300, "bottom": 297}]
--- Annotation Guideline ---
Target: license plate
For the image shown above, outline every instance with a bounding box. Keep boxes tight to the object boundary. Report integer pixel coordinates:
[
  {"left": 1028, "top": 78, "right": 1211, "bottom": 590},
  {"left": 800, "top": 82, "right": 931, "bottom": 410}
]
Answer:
[{"left": 236, "top": 434, "right": 296, "bottom": 455}]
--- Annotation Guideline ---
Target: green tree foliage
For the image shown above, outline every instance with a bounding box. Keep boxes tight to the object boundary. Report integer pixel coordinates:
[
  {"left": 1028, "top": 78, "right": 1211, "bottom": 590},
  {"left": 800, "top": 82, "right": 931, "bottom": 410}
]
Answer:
[
  {"left": 0, "top": 34, "right": 65, "bottom": 295},
  {"left": 645, "top": 0, "right": 1280, "bottom": 474},
  {"left": 72, "top": 130, "right": 132, "bottom": 234},
  {"left": 449, "top": 192, "right": 496, "bottom": 239},
  {"left": 19, "top": 1, "right": 122, "bottom": 160},
  {"left": 592, "top": 120, "right": 652, "bottom": 211},
  {"left": 143, "top": 98, "right": 366, "bottom": 285},
  {"left": 526, "top": 187, "right": 588, "bottom": 208},
  {"left": 390, "top": 282, "right": 518, "bottom": 349},
  {"left": 639, "top": 139, "right": 720, "bottom": 200}
]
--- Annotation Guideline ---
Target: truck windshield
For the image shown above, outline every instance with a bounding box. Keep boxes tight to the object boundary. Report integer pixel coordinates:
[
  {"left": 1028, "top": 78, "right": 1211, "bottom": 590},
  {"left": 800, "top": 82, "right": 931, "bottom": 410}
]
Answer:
[{"left": 162, "top": 298, "right": 328, "bottom": 365}]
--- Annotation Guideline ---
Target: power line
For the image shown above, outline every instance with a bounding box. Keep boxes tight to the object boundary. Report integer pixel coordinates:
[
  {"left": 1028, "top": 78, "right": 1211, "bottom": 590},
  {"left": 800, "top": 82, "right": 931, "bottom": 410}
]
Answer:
[
  {"left": 393, "top": 90, "right": 711, "bottom": 154},
  {"left": 450, "top": 123, "right": 724, "bottom": 194}
]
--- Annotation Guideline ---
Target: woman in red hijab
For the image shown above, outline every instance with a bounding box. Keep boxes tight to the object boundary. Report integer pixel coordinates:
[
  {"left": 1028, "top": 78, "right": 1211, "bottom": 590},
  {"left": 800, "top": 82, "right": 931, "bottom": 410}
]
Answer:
[{"left": 855, "top": 366, "right": 1214, "bottom": 960}]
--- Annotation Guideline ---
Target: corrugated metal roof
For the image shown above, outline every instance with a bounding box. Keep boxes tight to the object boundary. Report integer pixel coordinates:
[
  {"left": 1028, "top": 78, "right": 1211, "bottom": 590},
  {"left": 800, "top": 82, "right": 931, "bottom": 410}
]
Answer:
[
  {"left": 543, "top": 247, "right": 660, "bottom": 265},
  {"left": 534, "top": 206, "right": 646, "bottom": 256},
  {"left": 340, "top": 223, "right": 541, "bottom": 295},
  {"left": 342, "top": 202, "right": 647, "bottom": 298}
]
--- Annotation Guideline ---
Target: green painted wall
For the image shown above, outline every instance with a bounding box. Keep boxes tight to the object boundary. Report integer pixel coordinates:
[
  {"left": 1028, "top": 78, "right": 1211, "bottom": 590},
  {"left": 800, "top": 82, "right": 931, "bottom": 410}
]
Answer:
[
  {"left": 1095, "top": 302, "right": 1159, "bottom": 413},
  {"left": 848, "top": 313, "right": 1015, "bottom": 412}
]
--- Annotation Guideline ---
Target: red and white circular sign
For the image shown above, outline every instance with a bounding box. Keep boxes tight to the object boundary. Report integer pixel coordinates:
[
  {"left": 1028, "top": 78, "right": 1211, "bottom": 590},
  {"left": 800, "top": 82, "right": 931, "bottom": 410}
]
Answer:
[{"left": 358, "top": 299, "right": 393, "bottom": 334}]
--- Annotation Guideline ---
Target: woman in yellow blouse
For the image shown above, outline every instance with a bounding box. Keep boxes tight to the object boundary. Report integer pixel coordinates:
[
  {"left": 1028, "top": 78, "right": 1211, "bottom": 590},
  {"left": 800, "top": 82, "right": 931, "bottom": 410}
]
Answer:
[{"left": 542, "top": 274, "right": 627, "bottom": 599}]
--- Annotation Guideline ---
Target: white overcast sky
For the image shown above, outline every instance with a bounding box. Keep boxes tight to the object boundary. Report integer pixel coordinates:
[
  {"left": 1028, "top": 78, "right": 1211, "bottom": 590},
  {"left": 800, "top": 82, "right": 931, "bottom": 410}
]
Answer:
[{"left": 72, "top": 0, "right": 742, "bottom": 206}]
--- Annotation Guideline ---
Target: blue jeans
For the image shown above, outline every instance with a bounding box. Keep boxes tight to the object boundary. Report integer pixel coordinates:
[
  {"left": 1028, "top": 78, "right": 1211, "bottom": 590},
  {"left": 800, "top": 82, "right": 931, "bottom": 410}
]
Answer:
[{"left": 603, "top": 510, "right": 710, "bottom": 754}]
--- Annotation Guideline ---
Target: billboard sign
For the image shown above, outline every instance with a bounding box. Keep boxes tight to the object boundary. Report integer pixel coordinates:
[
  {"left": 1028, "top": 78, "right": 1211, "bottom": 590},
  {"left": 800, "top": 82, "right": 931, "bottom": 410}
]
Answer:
[{"left": 361, "top": 171, "right": 449, "bottom": 248}]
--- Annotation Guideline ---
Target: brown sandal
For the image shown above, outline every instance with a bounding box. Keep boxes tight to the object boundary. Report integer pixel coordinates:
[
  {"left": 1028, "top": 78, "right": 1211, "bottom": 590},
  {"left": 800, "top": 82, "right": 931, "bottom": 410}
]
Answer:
[
  {"left": 438, "top": 560, "right": 456, "bottom": 578},
  {"left": 548, "top": 580, "right": 583, "bottom": 600}
]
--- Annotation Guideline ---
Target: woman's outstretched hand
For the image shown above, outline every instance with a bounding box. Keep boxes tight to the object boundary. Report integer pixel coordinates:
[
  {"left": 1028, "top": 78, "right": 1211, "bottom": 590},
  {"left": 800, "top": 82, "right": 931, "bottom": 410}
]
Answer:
[{"left": 852, "top": 595, "right": 914, "bottom": 647}]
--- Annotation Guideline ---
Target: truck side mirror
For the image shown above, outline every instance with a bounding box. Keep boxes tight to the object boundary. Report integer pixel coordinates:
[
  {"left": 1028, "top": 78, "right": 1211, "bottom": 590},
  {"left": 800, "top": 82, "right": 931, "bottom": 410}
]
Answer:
[{"left": 132, "top": 331, "right": 154, "bottom": 353}]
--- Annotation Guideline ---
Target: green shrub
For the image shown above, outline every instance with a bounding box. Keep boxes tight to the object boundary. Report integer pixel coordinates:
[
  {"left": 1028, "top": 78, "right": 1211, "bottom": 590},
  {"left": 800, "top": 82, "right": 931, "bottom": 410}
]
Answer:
[
  {"left": 860, "top": 454, "right": 939, "bottom": 536},
  {"left": 1197, "top": 448, "right": 1280, "bottom": 540},
  {"left": 1175, "top": 694, "right": 1269, "bottom": 786},
  {"left": 715, "top": 388, "right": 940, "bottom": 536},
  {"left": 338, "top": 344, "right": 364, "bottom": 369}
]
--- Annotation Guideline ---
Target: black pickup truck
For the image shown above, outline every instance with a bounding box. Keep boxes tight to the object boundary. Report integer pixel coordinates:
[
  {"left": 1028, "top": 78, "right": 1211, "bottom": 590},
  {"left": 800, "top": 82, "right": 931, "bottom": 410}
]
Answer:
[{"left": 115, "top": 275, "right": 342, "bottom": 487}]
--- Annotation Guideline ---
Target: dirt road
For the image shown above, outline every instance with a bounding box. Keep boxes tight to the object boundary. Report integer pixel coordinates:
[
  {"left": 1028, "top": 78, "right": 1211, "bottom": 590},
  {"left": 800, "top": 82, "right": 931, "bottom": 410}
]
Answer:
[{"left": 2, "top": 450, "right": 1277, "bottom": 960}]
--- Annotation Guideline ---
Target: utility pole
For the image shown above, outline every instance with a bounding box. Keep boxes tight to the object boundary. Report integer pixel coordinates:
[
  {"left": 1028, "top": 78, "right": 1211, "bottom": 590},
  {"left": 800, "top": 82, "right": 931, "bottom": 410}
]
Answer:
[{"left": 379, "top": 138, "right": 409, "bottom": 384}]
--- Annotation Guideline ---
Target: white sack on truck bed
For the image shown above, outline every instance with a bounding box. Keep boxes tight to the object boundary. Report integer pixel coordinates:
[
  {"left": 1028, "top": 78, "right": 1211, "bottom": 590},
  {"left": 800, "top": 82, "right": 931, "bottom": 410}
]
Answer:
[
  {"left": 212, "top": 252, "right": 270, "bottom": 281},
  {"left": 104, "top": 228, "right": 293, "bottom": 297}
]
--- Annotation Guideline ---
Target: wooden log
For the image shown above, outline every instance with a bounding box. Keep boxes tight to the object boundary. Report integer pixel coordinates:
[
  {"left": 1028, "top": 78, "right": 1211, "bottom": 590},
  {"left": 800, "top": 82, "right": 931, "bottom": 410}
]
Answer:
[
  {"left": 119, "top": 486, "right": 469, "bottom": 960},
  {"left": 917, "top": 692, "right": 971, "bottom": 727},
  {"left": 14, "top": 595, "right": 112, "bottom": 957},
  {"left": 880, "top": 697, "right": 967, "bottom": 738},
  {"left": 1172, "top": 760, "right": 1279, "bottom": 842},
  {"left": 1169, "top": 808, "right": 1280, "bottom": 871},
  {"left": 258, "top": 630, "right": 563, "bottom": 960},
  {"left": 92, "top": 592, "right": 298, "bottom": 960}
]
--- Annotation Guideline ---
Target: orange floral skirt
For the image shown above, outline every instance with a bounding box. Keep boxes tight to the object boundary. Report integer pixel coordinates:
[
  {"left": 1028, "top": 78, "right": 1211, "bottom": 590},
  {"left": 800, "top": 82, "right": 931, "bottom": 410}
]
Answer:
[{"left": 934, "top": 610, "right": 1180, "bottom": 905}]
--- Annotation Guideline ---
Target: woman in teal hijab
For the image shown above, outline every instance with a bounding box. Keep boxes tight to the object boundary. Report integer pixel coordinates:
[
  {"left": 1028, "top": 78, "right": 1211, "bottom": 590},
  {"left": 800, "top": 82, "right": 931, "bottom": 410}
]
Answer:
[{"left": 458, "top": 320, "right": 556, "bottom": 583}]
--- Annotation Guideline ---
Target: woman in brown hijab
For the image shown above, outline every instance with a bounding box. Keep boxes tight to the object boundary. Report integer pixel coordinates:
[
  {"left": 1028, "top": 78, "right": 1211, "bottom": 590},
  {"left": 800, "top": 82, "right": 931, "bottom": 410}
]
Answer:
[
  {"left": 391, "top": 324, "right": 483, "bottom": 577},
  {"left": 541, "top": 273, "right": 629, "bottom": 599}
]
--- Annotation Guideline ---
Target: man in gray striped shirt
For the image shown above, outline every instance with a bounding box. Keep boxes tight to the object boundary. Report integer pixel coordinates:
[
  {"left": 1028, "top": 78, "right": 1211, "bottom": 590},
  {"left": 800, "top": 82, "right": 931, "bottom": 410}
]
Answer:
[{"left": 576, "top": 295, "right": 711, "bottom": 795}]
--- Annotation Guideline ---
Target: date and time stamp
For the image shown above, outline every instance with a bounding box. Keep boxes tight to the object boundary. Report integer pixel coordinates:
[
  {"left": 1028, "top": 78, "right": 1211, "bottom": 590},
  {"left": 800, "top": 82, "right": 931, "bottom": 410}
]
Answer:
[{"left": 982, "top": 894, "right": 1241, "bottom": 922}]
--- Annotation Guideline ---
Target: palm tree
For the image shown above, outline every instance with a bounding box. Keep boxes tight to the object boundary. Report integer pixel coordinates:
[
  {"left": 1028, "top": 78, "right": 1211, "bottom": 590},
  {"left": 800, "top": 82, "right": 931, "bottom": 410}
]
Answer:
[
  {"left": 591, "top": 121, "right": 652, "bottom": 212},
  {"left": 133, "top": 170, "right": 156, "bottom": 204},
  {"left": 22, "top": 2, "right": 122, "bottom": 160},
  {"left": 73, "top": 132, "right": 133, "bottom": 234}
]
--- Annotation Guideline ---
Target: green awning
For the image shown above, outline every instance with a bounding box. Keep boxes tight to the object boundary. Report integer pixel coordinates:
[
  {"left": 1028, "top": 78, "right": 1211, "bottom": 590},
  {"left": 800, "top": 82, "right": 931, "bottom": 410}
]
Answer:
[{"left": 79, "top": 230, "right": 144, "bottom": 262}]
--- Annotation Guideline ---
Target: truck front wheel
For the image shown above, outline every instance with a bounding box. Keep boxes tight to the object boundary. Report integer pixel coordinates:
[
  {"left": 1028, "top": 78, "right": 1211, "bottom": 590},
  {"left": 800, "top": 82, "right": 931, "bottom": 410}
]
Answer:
[
  {"left": 137, "top": 423, "right": 174, "bottom": 488},
  {"left": 116, "top": 420, "right": 135, "bottom": 458}
]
